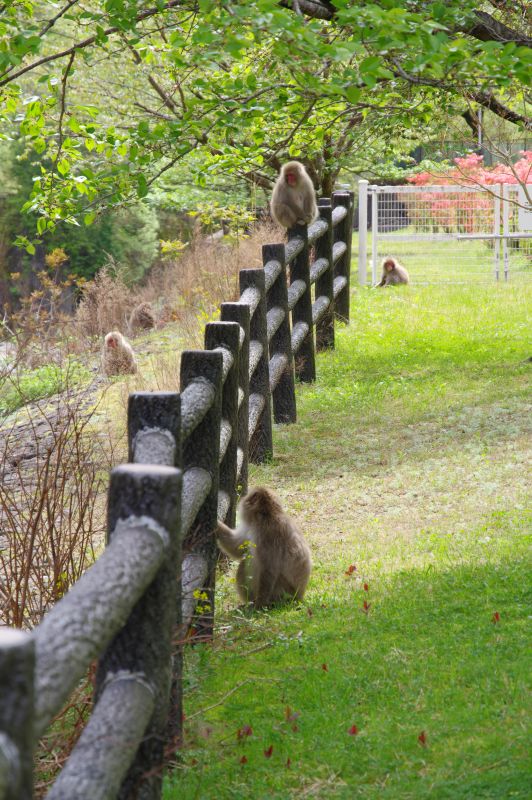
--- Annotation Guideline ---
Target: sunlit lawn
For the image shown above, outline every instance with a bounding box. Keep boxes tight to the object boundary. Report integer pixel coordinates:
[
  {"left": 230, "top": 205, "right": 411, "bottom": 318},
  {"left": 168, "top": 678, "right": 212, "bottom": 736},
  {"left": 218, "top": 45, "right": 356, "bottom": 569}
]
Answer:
[{"left": 164, "top": 276, "right": 531, "bottom": 799}]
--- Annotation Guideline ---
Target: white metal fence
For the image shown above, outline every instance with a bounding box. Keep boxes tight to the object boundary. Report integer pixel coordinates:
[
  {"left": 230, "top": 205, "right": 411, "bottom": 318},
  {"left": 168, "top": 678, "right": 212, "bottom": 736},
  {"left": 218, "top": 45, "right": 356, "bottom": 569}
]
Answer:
[{"left": 357, "top": 181, "right": 532, "bottom": 285}]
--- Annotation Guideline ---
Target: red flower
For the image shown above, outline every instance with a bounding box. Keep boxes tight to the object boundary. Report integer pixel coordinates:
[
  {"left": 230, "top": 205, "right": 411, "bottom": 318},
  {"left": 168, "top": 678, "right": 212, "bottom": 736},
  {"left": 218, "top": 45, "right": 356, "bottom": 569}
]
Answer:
[
  {"left": 264, "top": 745, "right": 273, "bottom": 758},
  {"left": 362, "top": 600, "right": 371, "bottom": 613},
  {"left": 237, "top": 725, "right": 253, "bottom": 739},
  {"left": 348, "top": 725, "right": 359, "bottom": 736},
  {"left": 418, "top": 730, "right": 427, "bottom": 746},
  {"left": 345, "top": 564, "right": 357, "bottom": 575},
  {"left": 240, "top": 755, "right": 248, "bottom": 765},
  {"left": 321, "top": 663, "right": 328, "bottom": 672},
  {"left": 307, "top": 607, "right": 314, "bottom": 617},
  {"left": 363, "top": 583, "right": 369, "bottom": 592},
  {"left": 286, "top": 757, "right": 291, "bottom": 768},
  {"left": 492, "top": 611, "right": 501, "bottom": 624}
]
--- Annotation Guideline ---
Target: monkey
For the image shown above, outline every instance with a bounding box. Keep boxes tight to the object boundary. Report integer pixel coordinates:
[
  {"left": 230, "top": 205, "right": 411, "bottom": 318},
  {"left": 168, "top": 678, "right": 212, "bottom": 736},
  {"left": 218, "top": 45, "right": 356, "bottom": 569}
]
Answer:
[
  {"left": 101, "top": 331, "right": 137, "bottom": 376},
  {"left": 376, "top": 257, "right": 410, "bottom": 287},
  {"left": 270, "top": 161, "right": 318, "bottom": 230},
  {"left": 216, "top": 486, "right": 312, "bottom": 608},
  {"left": 129, "top": 301, "right": 156, "bottom": 331}
]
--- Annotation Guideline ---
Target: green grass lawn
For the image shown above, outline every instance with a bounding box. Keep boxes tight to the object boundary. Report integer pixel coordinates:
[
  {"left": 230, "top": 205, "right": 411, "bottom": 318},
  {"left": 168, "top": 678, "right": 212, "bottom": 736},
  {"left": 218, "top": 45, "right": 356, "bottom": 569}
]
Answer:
[{"left": 165, "top": 281, "right": 531, "bottom": 800}]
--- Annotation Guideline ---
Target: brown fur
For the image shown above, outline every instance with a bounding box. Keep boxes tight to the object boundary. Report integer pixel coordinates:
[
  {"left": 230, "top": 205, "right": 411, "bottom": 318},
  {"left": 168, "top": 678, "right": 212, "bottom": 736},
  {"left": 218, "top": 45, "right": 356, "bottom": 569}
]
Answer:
[
  {"left": 216, "top": 487, "right": 312, "bottom": 608},
  {"left": 376, "top": 257, "right": 410, "bottom": 286},
  {"left": 101, "top": 331, "right": 137, "bottom": 376},
  {"left": 270, "top": 161, "right": 318, "bottom": 230},
  {"left": 129, "top": 301, "right": 155, "bottom": 331}
]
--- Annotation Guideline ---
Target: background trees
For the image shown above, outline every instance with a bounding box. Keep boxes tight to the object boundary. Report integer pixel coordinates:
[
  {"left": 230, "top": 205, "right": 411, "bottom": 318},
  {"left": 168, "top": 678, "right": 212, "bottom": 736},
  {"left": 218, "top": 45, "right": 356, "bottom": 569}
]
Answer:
[{"left": 0, "top": 0, "right": 529, "bottom": 291}]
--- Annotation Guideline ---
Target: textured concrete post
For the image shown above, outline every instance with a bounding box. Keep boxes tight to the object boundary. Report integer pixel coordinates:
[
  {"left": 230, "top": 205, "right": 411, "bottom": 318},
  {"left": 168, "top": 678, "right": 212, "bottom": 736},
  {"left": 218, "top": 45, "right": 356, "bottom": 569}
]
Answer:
[
  {"left": 127, "top": 392, "right": 183, "bottom": 749},
  {"left": 205, "top": 321, "right": 240, "bottom": 526},
  {"left": 128, "top": 392, "right": 181, "bottom": 467},
  {"left": 288, "top": 224, "right": 316, "bottom": 382},
  {"left": 240, "top": 269, "right": 273, "bottom": 463},
  {"left": 180, "top": 350, "right": 223, "bottom": 639},
  {"left": 332, "top": 190, "right": 355, "bottom": 322},
  {"left": 221, "top": 302, "right": 250, "bottom": 496},
  {"left": 0, "top": 629, "right": 34, "bottom": 800},
  {"left": 96, "top": 463, "right": 182, "bottom": 800},
  {"left": 314, "top": 202, "right": 335, "bottom": 351},
  {"left": 263, "top": 243, "right": 297, "bottom": 424}
]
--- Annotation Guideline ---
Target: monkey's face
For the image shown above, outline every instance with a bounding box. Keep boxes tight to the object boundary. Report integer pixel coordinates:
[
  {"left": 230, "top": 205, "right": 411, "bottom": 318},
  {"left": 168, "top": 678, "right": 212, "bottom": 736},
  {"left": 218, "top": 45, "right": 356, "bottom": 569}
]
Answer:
[
  {"left": 285, "top": 170, "right": 298, "bottom": 187},
  {"left": 384, "top": 260, "right": 395, "bottom": 272},
  {"left": 107, "top": 336, "right": 117, "bottom": 349}
]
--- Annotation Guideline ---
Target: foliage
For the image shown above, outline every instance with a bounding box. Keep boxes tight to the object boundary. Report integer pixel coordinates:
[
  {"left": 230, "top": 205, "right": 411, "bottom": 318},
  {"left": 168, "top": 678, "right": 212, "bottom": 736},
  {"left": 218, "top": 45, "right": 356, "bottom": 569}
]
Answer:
[
  {"left": 0, "top": 1, "right": 529, "bottom": 234},
  {"left": 165, "top": 277, "right": 531, "bottom": 799}
]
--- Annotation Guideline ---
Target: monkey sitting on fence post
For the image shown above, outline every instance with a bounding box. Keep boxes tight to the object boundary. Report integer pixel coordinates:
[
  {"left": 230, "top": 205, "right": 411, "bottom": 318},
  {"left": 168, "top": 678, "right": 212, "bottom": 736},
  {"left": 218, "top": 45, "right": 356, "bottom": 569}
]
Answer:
[
  {"left": 376, "top": 257, "right": 410, "bottom": 287},
  {"left": 101, "top": 331, "right": 137, "bottom": 376},
  {"left": 270, "top": 161, "right": 318, "bottom": 230},
  {"left": 216, "top": 487, "right": 312, "bottom": 608}
]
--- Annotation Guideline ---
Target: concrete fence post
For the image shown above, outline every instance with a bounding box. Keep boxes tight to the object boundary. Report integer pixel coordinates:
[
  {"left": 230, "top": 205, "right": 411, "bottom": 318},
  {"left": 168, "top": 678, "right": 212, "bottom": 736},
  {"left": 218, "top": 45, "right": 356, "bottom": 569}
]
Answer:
[
  {"left": 288, "top": 223, "right": 316, "bottom": 382},
  {"left": 96, "top": 463, "right": 182, "bottom": 800}
]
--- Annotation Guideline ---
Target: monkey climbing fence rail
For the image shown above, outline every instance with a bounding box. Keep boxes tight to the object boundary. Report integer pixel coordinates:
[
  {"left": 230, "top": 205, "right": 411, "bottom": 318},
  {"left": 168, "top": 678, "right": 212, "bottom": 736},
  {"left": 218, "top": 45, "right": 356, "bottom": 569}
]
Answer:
[{"left": 0, "top": 190, "right": 354, "bottom": 800}]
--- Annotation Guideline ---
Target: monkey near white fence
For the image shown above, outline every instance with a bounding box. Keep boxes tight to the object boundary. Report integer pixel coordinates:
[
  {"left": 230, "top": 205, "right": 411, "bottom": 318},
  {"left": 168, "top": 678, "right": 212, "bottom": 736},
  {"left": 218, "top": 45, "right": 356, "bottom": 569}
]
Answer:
[{"left": 357, "top": 180, "right": 532, "bottom": 285}]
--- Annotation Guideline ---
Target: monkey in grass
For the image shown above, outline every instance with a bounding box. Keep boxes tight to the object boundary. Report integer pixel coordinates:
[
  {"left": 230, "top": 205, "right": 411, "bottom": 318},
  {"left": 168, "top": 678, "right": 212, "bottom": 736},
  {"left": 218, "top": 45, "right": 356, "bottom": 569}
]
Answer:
[
  {"left": 102, "top": 331, "right": 137, "bottom": 376},
  {"left": 270, "top": 161, "right": 318, "bottom": 230},
  {"left": 129, "top": 301, "right": 156, "bottom": 331},
  {"left": 216, "top": 487, "right": 312, "bottom": 608},
  {"left": 376, "top": 257, "right": 410, "bottom": 287}
]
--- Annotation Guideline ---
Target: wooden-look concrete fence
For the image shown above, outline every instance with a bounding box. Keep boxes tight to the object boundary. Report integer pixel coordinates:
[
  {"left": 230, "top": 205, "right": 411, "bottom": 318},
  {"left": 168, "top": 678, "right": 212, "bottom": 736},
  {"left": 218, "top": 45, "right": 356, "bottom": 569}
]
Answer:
[{"left": 0, "top": 191, "right": 354, "bottom": 800}]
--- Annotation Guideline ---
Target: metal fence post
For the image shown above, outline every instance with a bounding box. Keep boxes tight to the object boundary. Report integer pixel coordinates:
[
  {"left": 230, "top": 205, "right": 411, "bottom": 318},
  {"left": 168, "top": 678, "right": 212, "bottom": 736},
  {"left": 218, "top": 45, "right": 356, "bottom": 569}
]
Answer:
[
  {"left": 288, "top": 223, "right": 316, "bottom": 382},
  {"left": 358, "top": 180, "right": 369, "bottom": 286},
  {"left": 314, "top": 202, "right": 335, "bottom": 350},
  {"left": 240, "top": 269, "right": 273, "bottom": 463},
  {"left": 263, "top": 243, "right": 297, "bottom": 423},
  {"left": 221, "top": 302, "right": 250, "bottom": 496},
  {"left": 0, "top": 629, "right": 35, "bottom": 800},
  {"left": 96, "top": 463, "right": 182, "bottom": 800}
]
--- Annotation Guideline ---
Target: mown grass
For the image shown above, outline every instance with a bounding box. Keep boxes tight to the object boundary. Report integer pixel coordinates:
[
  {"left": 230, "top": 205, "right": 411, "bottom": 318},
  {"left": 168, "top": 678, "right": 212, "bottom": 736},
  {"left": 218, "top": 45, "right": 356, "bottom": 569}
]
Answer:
[{"left": 164, "top": 280, "right": 531, "bottom": 799}]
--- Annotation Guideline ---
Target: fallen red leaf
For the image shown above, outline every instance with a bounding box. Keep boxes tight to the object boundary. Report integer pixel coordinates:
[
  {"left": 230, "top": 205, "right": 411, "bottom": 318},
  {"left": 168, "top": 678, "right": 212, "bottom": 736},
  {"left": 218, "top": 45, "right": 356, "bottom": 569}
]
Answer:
[
  {"left": 348, "top": 724, "right": 359, "bottom": 736},
  {"left": 264, "top": 745, "right": 273, "bottom": 758},
  {"left": 492, "top": 611, "right": 501, "bottom": 624},
  {"left": 418, "top": 730, "right": 427, "bottom": 746},
  {"left": 237, "top": 725, "right": 253, "bottom": 740}
]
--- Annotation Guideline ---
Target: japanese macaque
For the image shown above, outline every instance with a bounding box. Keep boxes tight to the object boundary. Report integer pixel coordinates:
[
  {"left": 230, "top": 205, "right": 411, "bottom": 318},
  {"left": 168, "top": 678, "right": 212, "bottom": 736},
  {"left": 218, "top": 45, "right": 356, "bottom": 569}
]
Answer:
[
  {"left": 376, "top": 257, "right": 410, "bottom": 287},
  {"left": 270, "top": 161, "right": 318, "bottom": 230},
  {"left": 216, "top": 487, "right": 312, "bottom": 608},
  {"left": 101, "top": 331, "right": 137, "bottom": 376},
  {"left": 129, "top": 301, "right": 155, "bottom": 331}
]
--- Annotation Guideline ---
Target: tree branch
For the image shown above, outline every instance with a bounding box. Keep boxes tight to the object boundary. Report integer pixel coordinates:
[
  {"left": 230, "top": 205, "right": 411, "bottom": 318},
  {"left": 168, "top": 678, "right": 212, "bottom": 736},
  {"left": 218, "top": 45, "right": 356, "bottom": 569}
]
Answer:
[
  {"left": 0, "top": 0, "right": 190, "bottom": 88},
  {"left": 464, "top": 10, "right": 532, "bottom": 47},
  {"left": 391, "top": 61, "right": 532, "bottom": 129}
]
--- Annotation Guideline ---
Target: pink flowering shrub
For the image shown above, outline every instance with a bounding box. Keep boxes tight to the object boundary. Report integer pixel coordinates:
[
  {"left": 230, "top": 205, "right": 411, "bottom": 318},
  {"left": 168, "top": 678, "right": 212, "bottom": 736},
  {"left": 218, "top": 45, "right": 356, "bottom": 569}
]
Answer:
[{"left": 404, "top": 152, "right": 532, "bottom": 235}]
